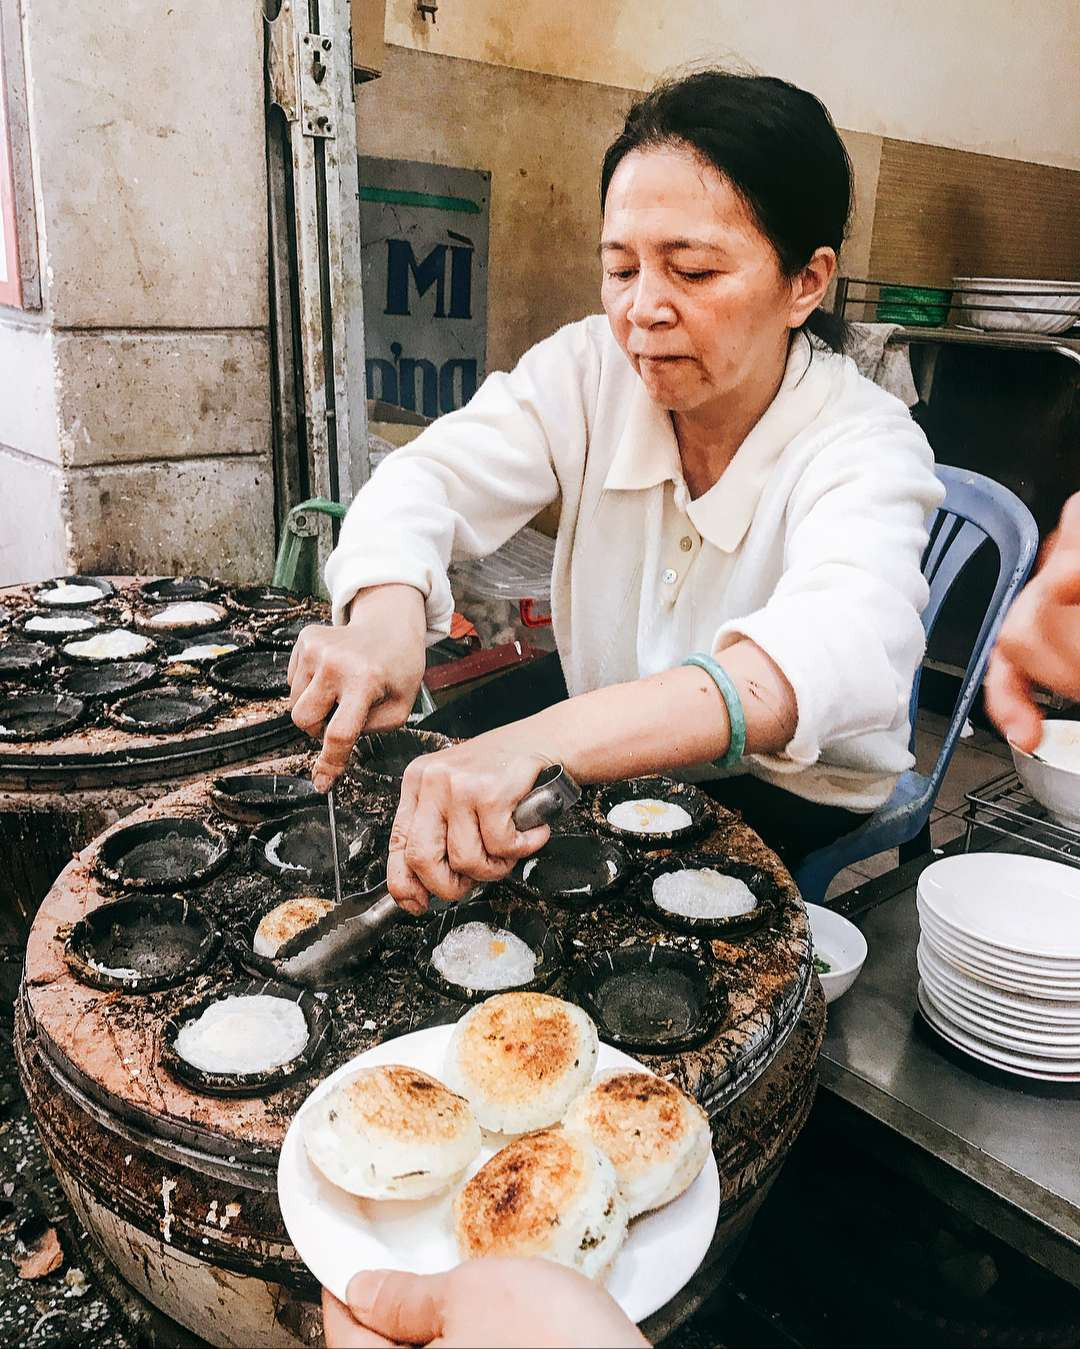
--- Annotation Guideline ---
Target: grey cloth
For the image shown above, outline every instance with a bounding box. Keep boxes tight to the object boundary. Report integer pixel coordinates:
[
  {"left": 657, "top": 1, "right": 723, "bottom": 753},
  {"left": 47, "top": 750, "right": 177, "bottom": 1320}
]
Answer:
[{"left": 846, "top": 322, "right": 920, "bottom": 407}]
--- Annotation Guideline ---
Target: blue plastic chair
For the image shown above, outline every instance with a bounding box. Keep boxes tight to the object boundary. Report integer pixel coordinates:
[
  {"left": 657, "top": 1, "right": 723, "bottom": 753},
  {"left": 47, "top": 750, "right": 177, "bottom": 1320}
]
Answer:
[{"left": 793, "top": 465, "right": 1039, "bottom": 905}]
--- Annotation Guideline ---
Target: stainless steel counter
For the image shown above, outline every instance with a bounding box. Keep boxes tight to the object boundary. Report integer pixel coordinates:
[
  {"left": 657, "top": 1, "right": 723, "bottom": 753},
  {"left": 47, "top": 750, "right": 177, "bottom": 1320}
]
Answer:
[{"left": 819, "top": 855, "right": 1080, "bottom": 1290}]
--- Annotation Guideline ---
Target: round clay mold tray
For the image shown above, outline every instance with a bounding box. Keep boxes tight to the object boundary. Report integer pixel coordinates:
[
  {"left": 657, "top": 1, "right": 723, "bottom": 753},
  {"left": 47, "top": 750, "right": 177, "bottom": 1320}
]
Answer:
[
  {"left": 228, "top": 585, "right": 305, "bottom": 618},
  {"left": 353, "top": 728, "right": 453, "bottom": 784},
  {"left": 161, "top": 978, "right": 329, "bottom": 1097},
  {"left": 593, "top": 776, "right": 718, "bottom": 849},
  {"left": 34, "top": 575, "right": 115, "bottom": 608},
  {"left": 251, "top": 806, "right": 376, "bottom": 887},
  {"left": 0, "top": 692, "right": 87, "bottom": 742},
  {"left": 94, "top": 816, "right": 232, "bottom": 892},
  {"left": 508, "top": 833, "right": 633, "bottom": 909},
  {"left": 255, "top": 615, "right": 309, "bottom": 651},
  {"left": 208, "top": 648, "right": 291, "bottom": 698},
  {"left": 208, "top": 772, "right": 319, "bottom": 825},
  {"left": 636, "top": 851, "right": 781, "bottom": 940},
  {"left": 139, "top": 576, "right": 222, "bottom": 604},
  {"left": 57, "top": 660, "right": 158, "bottom": 701},
  {"left": 566, "top": 945, "right": 728, "bottom": 1054},
  {"left": 106, "top": 686, "right": 221, "bottom": 734},
  {"left": 134, "top": 600, "right": 230, "bottom": 638},
  {"left": 64, "top": 894, "right": 222, "bottom": 993},
  {"left": 160, "top": 628, "right": 253, "bottom": 670},
  {"left": 60, "top": 629, "right": 157, "bottom": 664},
  {"left": 417, "top": 897, "right": 563, "bottom": 1003},
  {"left": 0, "top": 640, "right": 55, "bottom": 681},
  {"left": 13, "top": 610, "right": 103, "bottom": 645}
]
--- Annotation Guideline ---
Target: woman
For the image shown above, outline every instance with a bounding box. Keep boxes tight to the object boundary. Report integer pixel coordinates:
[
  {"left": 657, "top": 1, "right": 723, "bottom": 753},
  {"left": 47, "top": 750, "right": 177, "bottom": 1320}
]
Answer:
[{"left": 289, "top": 70, "right": 943, "bottom": 909}]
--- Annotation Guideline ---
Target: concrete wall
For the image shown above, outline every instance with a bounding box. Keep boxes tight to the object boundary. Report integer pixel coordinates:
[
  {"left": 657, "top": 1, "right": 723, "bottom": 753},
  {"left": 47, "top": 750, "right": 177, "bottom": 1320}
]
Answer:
[
  {"left": 384, "top": 0, "right": 1080, "bottom": 173},
  {"left": 0, "top": 0, "right": 274, "bottom": 586}
]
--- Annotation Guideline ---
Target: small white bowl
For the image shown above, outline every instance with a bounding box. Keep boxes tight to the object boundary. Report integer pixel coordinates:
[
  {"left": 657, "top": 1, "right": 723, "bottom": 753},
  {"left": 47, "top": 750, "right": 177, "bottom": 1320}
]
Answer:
[
  {"left": 953, "top": 276, "right": 1080, "bottom": 336},
  {"left": 804, "top": 903, "right": 868, "bottom": 1004},
  {"left": 1011, "top": 720, "right": 1080, "bottom": 831}
]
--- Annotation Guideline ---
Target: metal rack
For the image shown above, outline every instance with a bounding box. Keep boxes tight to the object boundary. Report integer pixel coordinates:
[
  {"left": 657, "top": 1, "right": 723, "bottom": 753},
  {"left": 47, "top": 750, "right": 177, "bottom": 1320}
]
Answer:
[
  {"left": 963, "top": 769, "right": 1080, "bottom": 867},
  {"left": 834, "top": 276, "right": 1080, "bottom": 331}
]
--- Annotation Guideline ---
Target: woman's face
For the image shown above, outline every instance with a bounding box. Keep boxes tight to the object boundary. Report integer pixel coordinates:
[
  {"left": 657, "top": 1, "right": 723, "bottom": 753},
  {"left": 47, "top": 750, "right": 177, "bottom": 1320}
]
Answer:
[{"left": 600, "top": 145, "right": 828, "bottom": 416}]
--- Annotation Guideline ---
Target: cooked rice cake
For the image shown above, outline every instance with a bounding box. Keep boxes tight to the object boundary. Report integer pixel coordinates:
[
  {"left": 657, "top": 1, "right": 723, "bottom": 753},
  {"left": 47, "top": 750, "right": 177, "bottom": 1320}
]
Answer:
[
  {"left": 444, "top": 992, "right": 598, "bottom": 1134},
  {"left": 454, "top": 1126, "right": 626, "bottom": 1281},
  {"left": 563, "top": 1069, "right": 710, "bottom": 1216}
]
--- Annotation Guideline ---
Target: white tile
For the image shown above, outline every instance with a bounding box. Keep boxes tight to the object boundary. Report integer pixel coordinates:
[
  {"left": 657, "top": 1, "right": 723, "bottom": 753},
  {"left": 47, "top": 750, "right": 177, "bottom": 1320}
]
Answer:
[
  {"left": 825, "top": 867, "right": 867, "bottom": 901},
  {"left": 0, "top": 446, "right": 68, "bottom": 586},
  {"left": 54, "top": 331, "right": 271, "bottom": 467},
  {"left": 64, "top": 455, "right": 276, "bottom": 584},
  {"left": 29, "top": 0, "right": 267, "bottom": 327},
  {"left": 0, "top": 322, "right": 60, "bottom": 466}
]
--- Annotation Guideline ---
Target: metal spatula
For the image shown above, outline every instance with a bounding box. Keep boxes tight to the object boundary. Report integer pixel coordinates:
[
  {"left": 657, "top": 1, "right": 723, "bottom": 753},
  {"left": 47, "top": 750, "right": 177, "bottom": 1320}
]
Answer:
[{"left": 276, "top": 764, "right": 581, "bottom": 986}]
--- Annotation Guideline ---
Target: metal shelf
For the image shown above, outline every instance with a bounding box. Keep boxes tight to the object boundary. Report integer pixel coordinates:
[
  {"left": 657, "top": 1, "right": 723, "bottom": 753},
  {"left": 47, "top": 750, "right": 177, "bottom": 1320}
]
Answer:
[{"left": 963, "top": 770, "right": 1080, "bottom": 867}]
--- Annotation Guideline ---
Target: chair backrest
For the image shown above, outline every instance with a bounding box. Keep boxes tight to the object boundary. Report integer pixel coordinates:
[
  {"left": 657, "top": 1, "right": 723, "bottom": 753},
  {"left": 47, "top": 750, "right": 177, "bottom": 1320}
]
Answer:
[{"left": 913, "top": 465, "right": 1039, "bottom": 792}]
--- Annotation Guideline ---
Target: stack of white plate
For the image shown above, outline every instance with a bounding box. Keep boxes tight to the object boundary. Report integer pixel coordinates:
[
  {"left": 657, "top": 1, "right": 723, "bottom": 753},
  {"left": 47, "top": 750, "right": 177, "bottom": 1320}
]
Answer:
[{"left": 916, "top": 853, "right": 1080, "bottom": 1082}]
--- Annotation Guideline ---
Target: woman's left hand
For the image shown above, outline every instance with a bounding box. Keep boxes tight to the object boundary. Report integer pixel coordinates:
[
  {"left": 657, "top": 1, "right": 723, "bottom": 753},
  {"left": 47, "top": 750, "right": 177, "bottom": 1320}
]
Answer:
[{"left": 387, "top": 741, "right": 556, "bottom": 912}]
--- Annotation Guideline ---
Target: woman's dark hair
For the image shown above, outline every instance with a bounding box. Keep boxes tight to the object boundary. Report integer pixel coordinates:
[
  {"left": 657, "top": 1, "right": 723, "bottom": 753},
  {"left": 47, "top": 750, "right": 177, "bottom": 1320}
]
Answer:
[{"left": 600, "top": 70, "right": 852, "bottom": 353}]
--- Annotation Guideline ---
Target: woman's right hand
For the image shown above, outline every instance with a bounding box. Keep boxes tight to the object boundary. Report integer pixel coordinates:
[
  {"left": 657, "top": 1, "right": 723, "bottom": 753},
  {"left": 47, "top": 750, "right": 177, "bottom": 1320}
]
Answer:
[{"left": 288, "top": 585, "right": 428, "bottom": 792}]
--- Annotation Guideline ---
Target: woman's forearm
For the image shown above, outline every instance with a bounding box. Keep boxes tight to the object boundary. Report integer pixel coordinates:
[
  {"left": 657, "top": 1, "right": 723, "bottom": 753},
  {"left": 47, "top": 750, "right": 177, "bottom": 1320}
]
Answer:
[{"left": 477, "top": 639, "right": 798, "bottom": 783}]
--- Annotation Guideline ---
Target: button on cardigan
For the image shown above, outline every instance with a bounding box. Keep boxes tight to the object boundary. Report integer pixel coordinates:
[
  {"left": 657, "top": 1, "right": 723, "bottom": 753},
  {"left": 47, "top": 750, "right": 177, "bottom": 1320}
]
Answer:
[{"left": 326, "top": 316, "right": 944, "bottom": 811}]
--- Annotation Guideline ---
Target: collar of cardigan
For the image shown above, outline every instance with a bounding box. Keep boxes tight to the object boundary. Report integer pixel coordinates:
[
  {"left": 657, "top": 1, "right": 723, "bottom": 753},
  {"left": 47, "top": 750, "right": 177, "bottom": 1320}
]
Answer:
[{"left": 602, "top": 332, "right": 832, "bottom": 553}]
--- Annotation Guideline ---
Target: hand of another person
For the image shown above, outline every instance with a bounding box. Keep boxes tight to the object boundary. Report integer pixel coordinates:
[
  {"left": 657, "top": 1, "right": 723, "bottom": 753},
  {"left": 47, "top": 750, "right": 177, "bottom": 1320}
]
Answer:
[
  {"left": 288, "top": 585, "right": 428, "bottom": 791},
  {"left": 387, "top": 738, "right": 555, "bottom": 913},
  {"left": 985, "top": 495, "right": 1080, "bottom": 753},
  {"left": 321, "top": 1258, "right": 650, "bottom": 1348}
]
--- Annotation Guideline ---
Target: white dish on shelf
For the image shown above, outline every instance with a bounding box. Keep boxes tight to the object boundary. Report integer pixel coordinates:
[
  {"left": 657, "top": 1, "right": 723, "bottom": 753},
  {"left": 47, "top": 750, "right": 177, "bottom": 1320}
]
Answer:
[
  {"left": 917, "top": 911, "right": 1080, "bottom": 988},
  {"left": 918, "top": 900, "right": 1080, "bottom": 974},
  {"left": 920, "top": 980, "right": 1080, "bottom": 1056},
  {"left": 1011, "top": 720, "right": 1080, "bottom": 831},
  {"left": 917, "top": 983, "right": 1080, "bottom": 1082},
  {"left": 953, "top": 276, "right": 1080, "bottom": 336},
  {"left": 918, "top": 957, "right": 1080, "bottom": 1035},
  {"left": 277, "top": 1025, "right": 721, "bottom": 1324},
  {"left": 917, "top": 853, "right": 1080, "bottom": 959},
  {"left": 917, "top": 943, "right": 1080, "bottom": 1022},
  {"left": 917, "top": 935, "right": 1080, "bottom": 1002}
]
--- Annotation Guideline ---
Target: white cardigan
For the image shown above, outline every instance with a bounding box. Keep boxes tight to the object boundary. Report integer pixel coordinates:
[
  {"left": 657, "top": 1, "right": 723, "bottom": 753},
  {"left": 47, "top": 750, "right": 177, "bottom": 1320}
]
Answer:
[{"left": 327, "top": 317, "right": 944, "bottom": 810}]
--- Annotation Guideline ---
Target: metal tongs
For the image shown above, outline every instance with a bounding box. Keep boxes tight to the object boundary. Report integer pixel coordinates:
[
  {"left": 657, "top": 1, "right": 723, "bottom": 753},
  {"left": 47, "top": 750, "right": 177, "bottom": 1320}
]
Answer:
[{"left": 277, "top": 764, "right": 581, "bottom": 986}]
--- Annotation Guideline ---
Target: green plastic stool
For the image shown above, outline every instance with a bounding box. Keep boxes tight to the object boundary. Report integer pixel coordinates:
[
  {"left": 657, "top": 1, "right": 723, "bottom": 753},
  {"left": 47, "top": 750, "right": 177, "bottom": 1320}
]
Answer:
[{"left": 272, "top": 497, "right": 435, "bottom": 720}]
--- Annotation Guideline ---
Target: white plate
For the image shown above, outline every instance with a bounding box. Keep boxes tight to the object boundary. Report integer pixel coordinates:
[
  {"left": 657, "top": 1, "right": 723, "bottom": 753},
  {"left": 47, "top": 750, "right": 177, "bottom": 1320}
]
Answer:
[
  {"left": 920, "top": 981, "right": 1080, "bottom": 1057},
  {"left": 918, "top": 960, "right": 1080, "bottom": 1037},
  {"left": 917, "top": 944, "right": 1080, "bottom": 1021},
  {"left": 917, "top": 985, "right": 1080, "bottom": 1082},
  {"left": 917, "top": 899, "right": 1080, "bottom": 974},
  {"left": 918, "top": 934, "right": 1080, "bottom": 1000},
  {"left": 277, "top": 1026, "right": 721, "bottom": 1324},
  {"left": 917, "top": 854, "right": 1080, "bottom": 959},
  {"left": 918, "top": 919, "right": 1080, "bottom": 992}
]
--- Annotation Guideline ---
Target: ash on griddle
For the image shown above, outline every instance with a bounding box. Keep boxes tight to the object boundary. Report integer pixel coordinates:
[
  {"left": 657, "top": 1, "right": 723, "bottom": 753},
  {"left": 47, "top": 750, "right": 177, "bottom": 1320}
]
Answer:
[
  {"left": 106, "top": 686, "right": 221, "bottom": 734},
  {"left": 251, "top": 807, "right": 376, "bottom": 886},
  {"left": 57, "top": 661, "right": 158, "bottom": 701},
  {"left": 140, "top": 576, "right": 222, "bottom": 603},
  {"left": 65, "top": 894, "right": 221, "bottom": 992},
  {"left": 0, "top": 639, "right": 54, "bottom": 680},
  {"left": 0, "top": 692, "right": 86, "bottom": 742},
  {"left": 94, "top": 817, "right": 232, "bottom": 892}
]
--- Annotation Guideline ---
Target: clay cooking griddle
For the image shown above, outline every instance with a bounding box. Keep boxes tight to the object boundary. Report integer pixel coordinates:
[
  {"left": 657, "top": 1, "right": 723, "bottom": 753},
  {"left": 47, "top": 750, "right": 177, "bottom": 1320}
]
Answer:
[
  {"left": 65, "top": 894, "right": 221, "bottom": 992},
  {"left": 0, "top": 640, "right": 54, "bottom": 680},
  {"left": 637, "top": 851, "right": 781, "bottom": 939},
  {"left": 107, "top": 686, "right": 221, "bottom": 734},
  {"left": 34, "top": 575, "right": 115, "bottom": 607},
  {"left": 509, "top": 832, "right": 633, "bottom": 909},
  {"left": 594, "top": 776, "right": 721, "bottom": 848},
  {"left": 94, "top": 817, "right": 232, "bottom": 892},
  {"left": 256, "top": 615, "right": 308, "bottom": 650},
  {"left": 208, "top": 649, "right": 291, "bottom": 698},
  {"left": 353, "top": 728, "right": 452, "bottom": 784},
  {"left": 251, "top": 806, "right": 375, "bottom": 886},
  {"left": 57, "top": 661, "right": 158, "bottom": 700},
  {"left": 567, "top": 946, "right": 728, "bottom": 1053},
  {"left": 418, "top": 897, "right": 564, "bottom": 1003},
  {"left": 160, "top": 979, "right": 330, "bottom": 1096},
  {"left": 140, "top": 576, "right": 222, "bottom": 603},
  {"left": 0, "top": 693, "right": 86, "bottom": 742},
  {"left": 229, "top": 585, "right": 304, "bottom": 617},
  {"left": 207, "top": 772, "right": 319, "bottom": 824}
]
